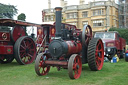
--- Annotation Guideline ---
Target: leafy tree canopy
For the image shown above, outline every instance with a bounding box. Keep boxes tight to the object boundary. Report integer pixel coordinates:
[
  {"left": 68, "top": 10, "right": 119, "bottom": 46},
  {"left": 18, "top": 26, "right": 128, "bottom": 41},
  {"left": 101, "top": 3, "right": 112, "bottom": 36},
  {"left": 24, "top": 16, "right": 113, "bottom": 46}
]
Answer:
[
  {"left": 109, "top": 27, "right": 128, "bottom": 44},
  {"left": 17, "top": 13, "right": 27, "bottom": 35},
  {"left": 0, "top": 3, "right": 17, "bottom": 19},
  {"left": 17, "top": 13, "right": 26, "bottom": 21}
]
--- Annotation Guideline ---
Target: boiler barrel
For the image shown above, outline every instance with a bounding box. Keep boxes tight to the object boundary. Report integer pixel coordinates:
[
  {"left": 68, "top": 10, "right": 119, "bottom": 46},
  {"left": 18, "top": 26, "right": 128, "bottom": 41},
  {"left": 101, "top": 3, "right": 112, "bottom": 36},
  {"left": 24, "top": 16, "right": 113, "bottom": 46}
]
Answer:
[
  {"left": 66, "top": 41, "right": 82, "bottom": 55},
  {"left": 48, "top": 40, "right": 82, "bottom": 58}
]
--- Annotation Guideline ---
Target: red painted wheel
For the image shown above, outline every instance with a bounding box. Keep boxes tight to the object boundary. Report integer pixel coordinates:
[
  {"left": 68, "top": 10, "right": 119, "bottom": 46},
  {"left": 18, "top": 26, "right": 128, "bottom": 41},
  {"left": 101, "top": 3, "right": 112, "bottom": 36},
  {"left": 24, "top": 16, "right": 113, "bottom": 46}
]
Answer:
[
  {"left": 0, "top": 55, "right": 14, "bottom": 64},
  {"left": 87, "top": 38, "right": 104, "bottom": 71},
  {"left": 14, "top": 36, "right": 36, "bottom": 65},
  {"left": 82, "top": 25, "right": 92, "bottom": 47},
  {"left": 68, "top": 54, "right": 82, "bottom": 79},
  {"left": 11, "top": 26, "right": 26, "bottom": 42},
  {"left": 35, "top": 53, "right": 50, "bottom": 76}
]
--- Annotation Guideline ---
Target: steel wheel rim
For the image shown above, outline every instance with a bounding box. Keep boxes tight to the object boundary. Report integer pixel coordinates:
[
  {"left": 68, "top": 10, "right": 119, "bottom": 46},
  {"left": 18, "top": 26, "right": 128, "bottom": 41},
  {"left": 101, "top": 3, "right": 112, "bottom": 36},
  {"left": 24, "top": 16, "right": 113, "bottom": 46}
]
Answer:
[
  {"left": 35, "top": 53, "right": 50, "bottom": 76},
  {"left": 19, "top": 37, "right": 36, "bottom": 64},
  {"left": 95, "top": 40, "right": 104, "bottom": 70},
  {"left": 82, "top": 25, "right": 92, "bottom": 47},
  {"left": 68, "top": 54, "right": 82, "bottom": 79}
]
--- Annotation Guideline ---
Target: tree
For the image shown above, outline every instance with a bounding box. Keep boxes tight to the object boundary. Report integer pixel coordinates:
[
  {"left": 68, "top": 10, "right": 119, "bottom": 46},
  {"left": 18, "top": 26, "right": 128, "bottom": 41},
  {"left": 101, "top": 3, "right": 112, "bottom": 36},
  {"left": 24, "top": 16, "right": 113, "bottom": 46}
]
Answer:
[
  {"left": 17, "top": 13, "right": 27, "bottom": 35},
  {"left": 0, "top": 3, "right": 17, "bottom": 30},
  {"left": 17, "top": 13, "right": 26, "bottom": 21},
  {"left": 109, "top": 27, "right": 128, "bottom": 44},
  {"left": 0, "top": 3, "right": 17, "bottom": 19}
]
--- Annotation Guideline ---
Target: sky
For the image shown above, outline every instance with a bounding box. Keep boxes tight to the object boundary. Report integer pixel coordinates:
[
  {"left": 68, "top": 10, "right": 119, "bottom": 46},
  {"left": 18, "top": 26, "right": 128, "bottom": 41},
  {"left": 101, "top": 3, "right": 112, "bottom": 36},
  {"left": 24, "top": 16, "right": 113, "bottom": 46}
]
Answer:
[
  {"left": 0, "top": 0, "right": 110, "bottom": 24},
  {"left": 0, "top": 0, "right": 117, "bottom": 35}
]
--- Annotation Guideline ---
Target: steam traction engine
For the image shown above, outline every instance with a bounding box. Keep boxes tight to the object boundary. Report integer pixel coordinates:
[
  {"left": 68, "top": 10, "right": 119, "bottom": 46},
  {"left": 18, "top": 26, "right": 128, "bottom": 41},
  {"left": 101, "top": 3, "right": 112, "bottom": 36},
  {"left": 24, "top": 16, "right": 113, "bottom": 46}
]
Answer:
[
  {"left": 0, "top": 19, "right": 38, "bottom": 64},
  {"left": 35, "top": 7, "right": 104, "bottom": 79}
]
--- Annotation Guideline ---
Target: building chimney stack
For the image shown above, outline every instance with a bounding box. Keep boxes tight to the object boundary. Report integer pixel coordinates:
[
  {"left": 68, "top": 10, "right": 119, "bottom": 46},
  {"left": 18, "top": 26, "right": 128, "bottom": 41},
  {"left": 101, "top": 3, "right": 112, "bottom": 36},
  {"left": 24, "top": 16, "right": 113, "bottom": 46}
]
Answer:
[
  {"left": 79, "top": 0, "right": 85, "bottom": 5},
  {"left": 64, "top": 1, "right": 67, "bottom": 6},
  {"left": 60, "top": 0, "right": 64, "bottom": 7},
  {"left": 48, "top": 0, "right": 51, "bottom": 9}
]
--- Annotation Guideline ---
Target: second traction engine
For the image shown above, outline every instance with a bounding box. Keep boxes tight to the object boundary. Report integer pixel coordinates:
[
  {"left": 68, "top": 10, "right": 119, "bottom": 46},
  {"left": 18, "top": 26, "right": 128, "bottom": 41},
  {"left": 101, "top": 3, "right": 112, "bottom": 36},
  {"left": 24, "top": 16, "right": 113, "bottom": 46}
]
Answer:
[{"left": 35, "top": 7, "right": 104, "bottom": 79}]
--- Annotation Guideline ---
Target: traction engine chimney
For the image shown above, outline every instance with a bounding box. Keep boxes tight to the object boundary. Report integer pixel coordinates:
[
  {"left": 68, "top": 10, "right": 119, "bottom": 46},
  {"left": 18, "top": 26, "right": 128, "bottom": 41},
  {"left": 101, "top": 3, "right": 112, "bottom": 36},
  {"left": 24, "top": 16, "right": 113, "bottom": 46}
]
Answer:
[{"left": 55, "top": 7, "right": 62, "bottom": 37}]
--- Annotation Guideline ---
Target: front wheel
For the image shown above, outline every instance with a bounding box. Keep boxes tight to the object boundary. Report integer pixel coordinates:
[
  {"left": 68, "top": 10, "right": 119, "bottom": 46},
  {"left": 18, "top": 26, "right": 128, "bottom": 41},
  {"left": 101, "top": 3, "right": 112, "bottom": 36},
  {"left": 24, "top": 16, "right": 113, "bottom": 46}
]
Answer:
[
  {"left": 35, "top": 53, "right": 50, "bottom": 76},
  {"left": 87, "top": 38, "right": 104, "bottom": 71},
  {"left": 68, "top": 54, "right": 82, "bottom": 79}
]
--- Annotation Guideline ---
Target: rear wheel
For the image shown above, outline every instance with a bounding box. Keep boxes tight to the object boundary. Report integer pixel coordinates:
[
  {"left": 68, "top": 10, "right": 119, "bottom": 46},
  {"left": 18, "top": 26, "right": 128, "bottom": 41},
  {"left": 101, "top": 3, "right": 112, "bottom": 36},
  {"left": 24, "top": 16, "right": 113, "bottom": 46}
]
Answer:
[
  {"left": 82, "top": 25, "right": 92, "bottom": 64},
  {"left": 0, "top": 55, "right": 14, "bottom": 64},
  {"left": 68, "top": 54, "right": 82, "bottom": 79},
  {"left": 82, "top": 25, "right": 92, "bottom": 47},
  {"left": 87, "top": 38, "right": 104, "bottom": 71},
  {"left": 14, "top": 36, "right": 36, "bottom": 65}
]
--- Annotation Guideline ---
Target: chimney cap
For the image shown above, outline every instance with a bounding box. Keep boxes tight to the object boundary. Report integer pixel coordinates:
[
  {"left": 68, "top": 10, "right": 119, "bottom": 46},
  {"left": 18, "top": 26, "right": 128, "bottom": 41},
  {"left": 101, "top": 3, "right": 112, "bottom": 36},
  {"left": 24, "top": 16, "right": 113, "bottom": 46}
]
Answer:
[{"left": 55, "top": 7, "right": 63, "bottom": 11}]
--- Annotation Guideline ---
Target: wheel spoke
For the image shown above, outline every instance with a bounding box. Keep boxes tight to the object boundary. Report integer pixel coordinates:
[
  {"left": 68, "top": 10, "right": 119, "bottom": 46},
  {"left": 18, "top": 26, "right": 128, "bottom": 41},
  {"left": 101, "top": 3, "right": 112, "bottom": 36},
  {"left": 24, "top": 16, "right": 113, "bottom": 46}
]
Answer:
[
  {"left": 20, "top": 52, "right": 26, "bottom": 58},
  {"left": 27, "top": 42, "right": 33, "bottom": 49},
  {"left": 25, "top": 40, "right": 30, "bottom": 46},
  {"left": 98, "top": 48, "right": 102, "bottom": 51},
  {"left": 96, "top": 60, "right": 99, "bottom": 66},
  {"left": 29, "top": 49, "right": 35, "bottom": 52},
  {"left": 22, "top": 57, "right": 26, "bottom": 62},
  {"left": 77, "top": 57, "right": 80, "bottom": 63},
  {"left": 20, "top": 49, "right": 25, "bottom": 53},
  {"left": 73, "top": 64, "right": 77, "bottom": 70},
  {"left": 74, "top": 58, "right": 77, "bottom": 64},
  {"left": 74, "top": 70, "right": 78, "bottom": 75},
  {"left": 27, "top": 53, "right": 33, "bottom": 58},
  {"left": 39, "top": 66, "right": 41, "bottom": 71},
  {"left": 97, "top": 56, "right": 102, "bottom": 61},
  {"left": 86, "top": 34, "right": 90, "bottom": 37},
  {"left": 42, "top": 68, "right": 45, "bottom": 73},
  {"left": 97, "top": 42, "right": 100, "bottom": 47},
  {"left": 86, "top": 28, "right": 89, "bottom": 33},
  {"left": 20, "top": 45, "right": 26, "bottom": 50},
  {"left": 23, "top": 41, "right": 27, "bottom": 47}
]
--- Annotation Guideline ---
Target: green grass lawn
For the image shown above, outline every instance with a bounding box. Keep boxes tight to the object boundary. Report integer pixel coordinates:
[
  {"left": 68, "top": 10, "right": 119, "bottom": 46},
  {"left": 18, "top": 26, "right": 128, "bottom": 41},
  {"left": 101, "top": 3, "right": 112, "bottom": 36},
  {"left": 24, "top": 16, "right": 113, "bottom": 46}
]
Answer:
[{"left": 0, "top": 59, "right": 128, "bottom": 85}]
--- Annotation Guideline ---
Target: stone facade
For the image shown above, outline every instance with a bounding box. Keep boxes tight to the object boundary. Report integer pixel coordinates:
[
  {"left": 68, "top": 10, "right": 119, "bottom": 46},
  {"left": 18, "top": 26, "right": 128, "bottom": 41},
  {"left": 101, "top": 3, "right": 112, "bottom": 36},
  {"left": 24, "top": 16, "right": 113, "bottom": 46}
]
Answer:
[{"left": 42, "top": 0, "right": 118, "bottom": 32}]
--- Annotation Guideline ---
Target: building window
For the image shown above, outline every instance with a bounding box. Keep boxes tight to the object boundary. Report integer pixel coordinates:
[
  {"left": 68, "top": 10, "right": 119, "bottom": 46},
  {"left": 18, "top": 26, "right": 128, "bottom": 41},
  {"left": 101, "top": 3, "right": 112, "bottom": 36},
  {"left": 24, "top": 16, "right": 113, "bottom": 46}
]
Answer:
[
  {"left": 44, "top": 16, "right": 51, "bottom": 21},
  {"left": 82, "top": 11, "right": 88, "bottom": 18},
  {"left": 68, "top": 22, "right": 76, "bottom": 26},
  {"left": 94, "top": 2, "right": 104, "bottom": 6},
  {"left": 93, "top": 20, "right": 104, "bottom": 27},
  {"left": 51, "top": 16, "right": 54, "bottom": 21},
  {"left": 66, "top": 6, "right": 77, "bottom": 10},
  {"left": 74, "top": 13, "right": 77, "bottom": 18},
  {"left": 83, "top": 21, "right": 88, "bottom": 27},
  {"left": 93, "top": 9, "right": 104, "bottom": 16},
  {"left": 47, "top": 16, "right": 49, "bottom": 21},
  {"left": 44, "top": 16, "right": 47, "bottom": 21},
  {"left": 67, "top": 13, "right": 77, "bottom": 19}
]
